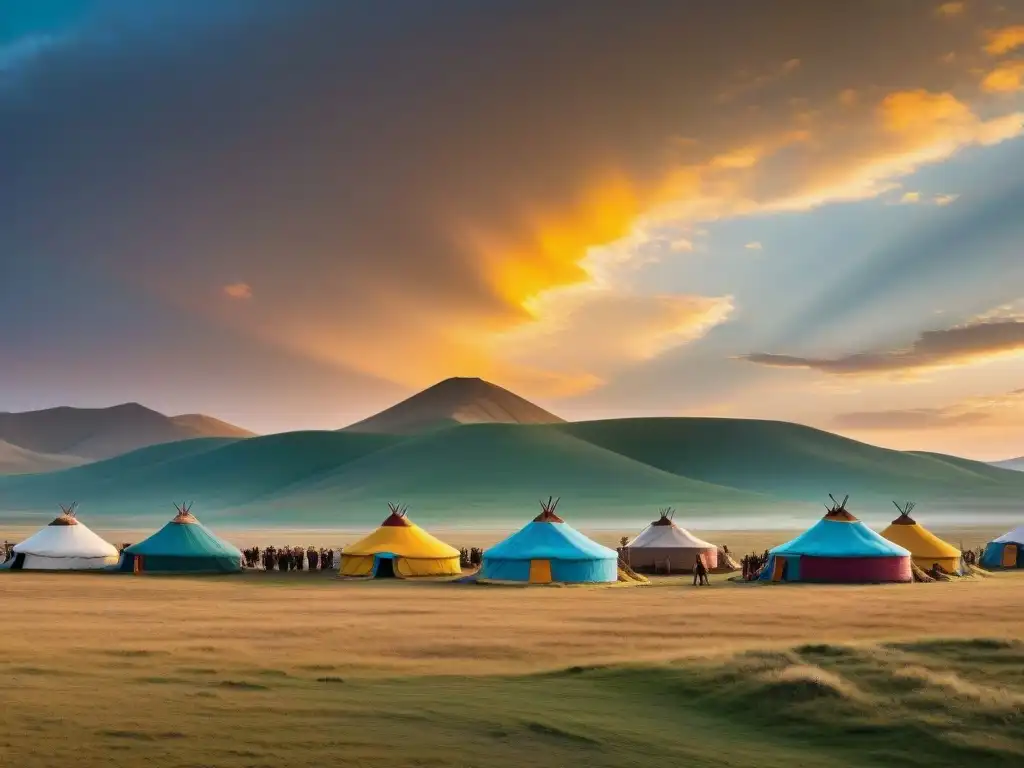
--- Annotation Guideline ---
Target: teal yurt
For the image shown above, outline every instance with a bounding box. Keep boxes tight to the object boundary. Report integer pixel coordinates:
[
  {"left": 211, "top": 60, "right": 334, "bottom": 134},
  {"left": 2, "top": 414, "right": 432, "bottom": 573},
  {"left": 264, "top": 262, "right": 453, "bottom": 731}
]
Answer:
[
  {"left": 480, "top": 497, "right": 617, "bottom": 584},
  {"left": 980, "top": 525, "right": 1024, "bottom": 569},
  {"left": 118, "top": 504, "right": 243, "bottom": 574}
]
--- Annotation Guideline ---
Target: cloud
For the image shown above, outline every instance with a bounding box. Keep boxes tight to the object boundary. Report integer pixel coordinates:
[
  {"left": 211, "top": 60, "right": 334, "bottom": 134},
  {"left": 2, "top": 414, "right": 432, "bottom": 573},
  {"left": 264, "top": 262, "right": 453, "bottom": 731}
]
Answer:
[
  {"left": 497, "top": 291, "right": 734, "bottom": 389},
  {"left": 985, "top": 25, "right": 1024, "bottom": 55},
  {"left": 834, "top": 388, "right": 1024, "bottom": 431},
  {"left": 900, "top": 191, "right": 922, "bottom": 204},
  {"left": 223, "top": 283, "right": 253, "bottom": 300},
  {"left": 744, "top": 241, "right": 763, "bottom": 250},
  {"left": 5, "top": 3, "right": 1024, "bottom": 403},
  {"left": 670, "top": 238, "right": 694, "bottom": 252},
  {"left": 834, "top": 408, "right": 986, "bottom": 430},
  {"left": 742, "top": 317, "right": 1024, "bottom": 377},
  {"left": 981, "top": 60, "right": 1024, "bottom": 92},
  {"left": 933, "top": 193, "right": 960, "bottom": 205},
  {"left": 935, "top": 2, "right": 965, "bottom": 17}
]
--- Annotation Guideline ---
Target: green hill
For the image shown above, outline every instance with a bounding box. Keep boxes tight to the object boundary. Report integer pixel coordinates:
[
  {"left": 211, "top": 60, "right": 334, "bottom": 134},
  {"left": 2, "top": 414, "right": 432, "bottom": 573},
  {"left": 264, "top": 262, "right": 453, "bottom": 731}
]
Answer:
[
  {"left": 1, "top": 417, "right": 1021, "bottom": 527},
  {"left": 554, "top": 418, "right": 1024, "bottom": 509},
  {"left": 248, "top": 423, "right": 764, "bottom": 524}
]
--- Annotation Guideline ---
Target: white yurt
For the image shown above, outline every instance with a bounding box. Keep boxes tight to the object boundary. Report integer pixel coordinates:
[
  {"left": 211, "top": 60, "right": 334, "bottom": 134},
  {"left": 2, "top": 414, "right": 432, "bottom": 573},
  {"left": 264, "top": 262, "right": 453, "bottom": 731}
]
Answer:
[
  {"left": 623, "top": 508, "right": 719, "bottom": 573},
  {"left": 7, "top": 504, "right": 119, "bottom": 571}
]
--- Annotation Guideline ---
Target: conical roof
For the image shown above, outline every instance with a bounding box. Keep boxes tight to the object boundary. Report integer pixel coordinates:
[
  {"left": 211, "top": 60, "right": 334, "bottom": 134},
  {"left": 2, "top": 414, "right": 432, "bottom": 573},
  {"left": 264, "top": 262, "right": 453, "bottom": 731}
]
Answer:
[
  {"left": 880, "top": 502, "right": 959, "bottom": 560},
  {"left": 993, "top": 525, "right": 1024, "bottom": 545},
  {"left": 626, "top": 509, "right": 717, "bottom": 550},
  {"left": 342, "top": 505, "right": 459, "bottom": 559},
  {"left": 13, "top": 506, "right": 118, "bottom": 559}
]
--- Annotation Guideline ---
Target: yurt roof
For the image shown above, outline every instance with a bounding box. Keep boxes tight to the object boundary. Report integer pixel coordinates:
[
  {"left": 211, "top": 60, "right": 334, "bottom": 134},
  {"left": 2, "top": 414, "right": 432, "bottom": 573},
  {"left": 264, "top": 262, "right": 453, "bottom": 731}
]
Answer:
[
  {"left": 485, "top": 499, "right": 614, "bottom": 562},
  {"left": 13, "top": 512, "right": 118, "bottom": 559},
  {"left": 627, "top": 511, "right": 717, "bottom": 550},
  {"left": 880, "top": 501, "right": 959, "bottom": 559},
  {"left": 343, "top": 505, "right": 458, "bottom": 558},
  {"left": 993, "top": 525, "right": 1024, "bottom": 545},
  {"left": 125, "top": 506, "right": 241, "bottom": 558}
]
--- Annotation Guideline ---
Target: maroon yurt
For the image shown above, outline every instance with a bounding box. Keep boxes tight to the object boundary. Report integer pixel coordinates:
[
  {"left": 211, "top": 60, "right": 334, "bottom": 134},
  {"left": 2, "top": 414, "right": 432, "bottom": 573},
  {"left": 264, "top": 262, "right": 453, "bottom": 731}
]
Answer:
[{"left": 759, "top": 496, "right": 912, "bottom": 583}]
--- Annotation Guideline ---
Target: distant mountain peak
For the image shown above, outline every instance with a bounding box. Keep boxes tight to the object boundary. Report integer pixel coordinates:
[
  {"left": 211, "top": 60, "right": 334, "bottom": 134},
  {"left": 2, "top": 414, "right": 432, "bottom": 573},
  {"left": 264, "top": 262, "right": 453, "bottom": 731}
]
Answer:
[
  {"left": 0, "top": 402, "right": 252, "bottom": 467},
  {"left": 343, "top": 376, "right": 564, "bottom": 434}
]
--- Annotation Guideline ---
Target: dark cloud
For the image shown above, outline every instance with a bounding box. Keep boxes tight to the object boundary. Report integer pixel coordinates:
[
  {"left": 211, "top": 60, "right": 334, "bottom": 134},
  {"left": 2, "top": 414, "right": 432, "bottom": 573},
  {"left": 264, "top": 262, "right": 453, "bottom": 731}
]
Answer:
[{"left": 742, "top": 319, "right": 1024, "bottom": 374}]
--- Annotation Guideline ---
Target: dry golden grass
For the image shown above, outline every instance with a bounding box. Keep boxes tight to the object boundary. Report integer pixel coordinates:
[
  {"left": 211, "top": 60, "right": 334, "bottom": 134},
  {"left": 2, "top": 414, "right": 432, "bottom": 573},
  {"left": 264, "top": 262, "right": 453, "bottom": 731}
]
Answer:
[
  {"left": 2, "top": 569, "right": 1024, "bottom": 767},
  {"left": 1, "top": 568, "right": 1022, "bottom": 677}
]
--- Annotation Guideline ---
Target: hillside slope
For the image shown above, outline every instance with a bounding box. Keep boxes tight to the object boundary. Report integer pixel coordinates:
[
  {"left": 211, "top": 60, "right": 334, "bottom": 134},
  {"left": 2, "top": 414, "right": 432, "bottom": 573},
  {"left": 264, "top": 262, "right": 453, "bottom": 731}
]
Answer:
[
  {"left": 992, "top": 456, "right": 1024, "bottom": 471},
  {"left": 0, "top": 440, "right": 86, "bottom": 475},
  {"left": 2, "top": 417, "right": 1021, "bottom": 527},
  {"left": 0, "top": 403, "right": 254, "bottom": 464},
  {"left": 553, "top": 418, "right": 1024, "bottom": 508},
  {"left": 343, "top": 377, "right": 563, "bottom": 434}
]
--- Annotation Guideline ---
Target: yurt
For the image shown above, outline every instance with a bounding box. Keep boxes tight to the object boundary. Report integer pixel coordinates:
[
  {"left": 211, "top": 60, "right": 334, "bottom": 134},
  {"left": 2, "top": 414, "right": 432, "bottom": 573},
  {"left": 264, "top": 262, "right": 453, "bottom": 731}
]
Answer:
[
  {"left": 480, "top": 497, "right": 617, "bottom": 584},
  {"left": 118, "top": 503, "right": 243, "bottom": 574},
  {"left": 5, "top": 503, "right": 119, "bottom": 571},
  {"left": 624, "top": 508, "right": 719, "bottom": 573},
  {"left": 980, "top": 525, "right": 1024, "bottom": 569},
  {"left": 339, "top": 503, "right": 461, "bottom": 578},
  {"left": 880, "top": 501, "right": 961, "bottom": 573},
  {"left": 759, "top": 495, "right": 912, "bottom": 584}
]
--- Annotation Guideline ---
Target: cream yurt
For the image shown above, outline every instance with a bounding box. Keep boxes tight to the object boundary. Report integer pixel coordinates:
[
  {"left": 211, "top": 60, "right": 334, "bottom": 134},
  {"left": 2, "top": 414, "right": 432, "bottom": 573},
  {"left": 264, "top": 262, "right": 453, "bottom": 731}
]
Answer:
[
  {"left": 623, "top": 508, "right": 719, "bottom": 573},
  {"left": 7, "top": 504, "right": 119, "bottom": 570}
]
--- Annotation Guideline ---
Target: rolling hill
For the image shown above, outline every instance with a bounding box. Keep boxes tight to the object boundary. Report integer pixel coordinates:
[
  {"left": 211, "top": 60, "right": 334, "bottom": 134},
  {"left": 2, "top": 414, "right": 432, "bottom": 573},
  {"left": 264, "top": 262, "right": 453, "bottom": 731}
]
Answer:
[
  {"left": 0, "top": 440, "right": 86, "bottom": 475},
  {"left": 992, "top": 456, "right": 1024, "bottom": 471},
  {"left": 0, "top": 403, "right": 254, "bottom": 468},
  {"left": 2, "top": 416, "right": 1023, "bottom": 528},
  {"left": 343, "top": 376, "right": 563, "bottom": 433}
]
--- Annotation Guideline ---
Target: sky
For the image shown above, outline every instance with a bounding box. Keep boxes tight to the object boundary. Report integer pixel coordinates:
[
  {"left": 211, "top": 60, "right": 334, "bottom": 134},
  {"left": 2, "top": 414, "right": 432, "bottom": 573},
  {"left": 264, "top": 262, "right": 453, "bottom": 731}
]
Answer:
[{"left": 2, "top": 1, "right": 1024, "bottom": 460}]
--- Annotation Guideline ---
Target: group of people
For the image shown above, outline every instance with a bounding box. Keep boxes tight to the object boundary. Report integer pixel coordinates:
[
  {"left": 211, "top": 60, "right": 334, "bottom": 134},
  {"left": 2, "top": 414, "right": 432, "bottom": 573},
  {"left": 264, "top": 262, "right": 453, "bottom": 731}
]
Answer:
[
  {"left": 243, "top": 546, "right": 337, "bottom": 571},
  {"left": 459, "top": 547, "right": 483, "bottom": 568},
  {"left": 740, "top": 550, "right": 772, "bottom": 581}
]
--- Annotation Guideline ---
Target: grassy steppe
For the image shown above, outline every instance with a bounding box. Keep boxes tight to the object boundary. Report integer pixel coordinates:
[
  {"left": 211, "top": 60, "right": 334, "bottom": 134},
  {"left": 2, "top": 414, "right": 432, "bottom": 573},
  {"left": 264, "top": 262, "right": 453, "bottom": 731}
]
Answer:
[{"left": 1, "top": 572, "right": 1023, "bottom": 767}]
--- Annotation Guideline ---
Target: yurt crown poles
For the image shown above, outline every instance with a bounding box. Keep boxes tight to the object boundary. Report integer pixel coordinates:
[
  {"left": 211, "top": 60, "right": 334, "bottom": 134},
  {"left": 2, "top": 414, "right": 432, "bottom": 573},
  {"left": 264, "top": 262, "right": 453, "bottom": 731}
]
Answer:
[
  {"left": 533, "top": 496, "right": 563, "bottom": 523},
  {"left": 53, "top": 502, "right": 79, "bottom": 525}
]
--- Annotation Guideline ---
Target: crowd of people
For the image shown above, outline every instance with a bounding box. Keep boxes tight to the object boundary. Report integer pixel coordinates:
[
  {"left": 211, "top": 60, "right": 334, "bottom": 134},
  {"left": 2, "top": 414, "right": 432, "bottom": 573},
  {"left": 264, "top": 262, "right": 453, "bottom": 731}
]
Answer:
[
  {"left": 242, "top": 546, "right": 337, "bottom": 571},
  {"left": 740, "top": 550, "right": 772, "bottom": 580}
]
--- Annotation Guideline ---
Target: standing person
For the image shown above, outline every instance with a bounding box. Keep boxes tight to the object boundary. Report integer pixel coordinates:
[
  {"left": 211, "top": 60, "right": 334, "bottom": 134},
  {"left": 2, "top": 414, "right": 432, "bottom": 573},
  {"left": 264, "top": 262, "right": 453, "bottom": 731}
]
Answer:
[{"left": 693, "top": 554, "right": 709, "bottom": 586}]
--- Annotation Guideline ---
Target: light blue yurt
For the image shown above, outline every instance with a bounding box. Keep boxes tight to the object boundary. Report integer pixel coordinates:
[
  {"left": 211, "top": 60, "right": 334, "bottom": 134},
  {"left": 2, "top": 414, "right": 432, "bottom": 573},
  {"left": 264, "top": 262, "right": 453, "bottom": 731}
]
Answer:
[
  {"left": 980, "top": 525, "right": 1024, "bottom": 569},
  {"left": 481, "top": 497, "right": 617, "bottom": 584}
]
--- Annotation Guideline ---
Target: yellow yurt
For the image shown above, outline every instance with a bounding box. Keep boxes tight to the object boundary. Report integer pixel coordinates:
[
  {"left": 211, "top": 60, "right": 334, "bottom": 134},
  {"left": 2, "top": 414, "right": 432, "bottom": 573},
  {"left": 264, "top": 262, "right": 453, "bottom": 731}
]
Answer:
[
  {"left": 880, "top": 502, "right": 961, "bottom": 573},
  {"left": 339, "top": 504, "right": 461, "bottom": 578}
]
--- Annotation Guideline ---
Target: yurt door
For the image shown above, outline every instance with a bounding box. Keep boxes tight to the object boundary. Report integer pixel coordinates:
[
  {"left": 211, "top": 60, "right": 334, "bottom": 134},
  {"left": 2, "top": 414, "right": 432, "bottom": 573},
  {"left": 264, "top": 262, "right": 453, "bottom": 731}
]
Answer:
[
  {"left": 1003, "top": 544, "right": 1018, "bottom": 568},
  {"left": 133, "top": 555, "right": 143, "bottom": 574},
  {"left": 529, "top": 559, "right": 552, "bottom": 584},
  {"left": 771, "top": 556, "right": 786, "bottom": 582}
]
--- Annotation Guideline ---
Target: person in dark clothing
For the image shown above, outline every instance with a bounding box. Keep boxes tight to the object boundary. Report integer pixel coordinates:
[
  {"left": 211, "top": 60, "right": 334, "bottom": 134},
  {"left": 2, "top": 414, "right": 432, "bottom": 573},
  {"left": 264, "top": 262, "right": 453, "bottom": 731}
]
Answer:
[
  {"left": 693, "top": 554, "right": 709, "bottom": 586},
  {"left": 308, "top": 547, "right": 318, "bottom": 570}
]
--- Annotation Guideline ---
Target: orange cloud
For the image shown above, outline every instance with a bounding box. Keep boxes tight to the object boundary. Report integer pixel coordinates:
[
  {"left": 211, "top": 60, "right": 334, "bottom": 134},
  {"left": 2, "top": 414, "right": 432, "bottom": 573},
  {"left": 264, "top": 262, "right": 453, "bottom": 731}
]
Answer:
[
  {"left": 223, "top": 283, "right": 253, "bottom": 300},
  {"left": 834, "top": 389, "right": 1024, "bottom": 431},
  {"left": 985, "top": 25, "right": 1024, "bottom": 55},
  {"left": 981, "top": 60, "right": 1024, "bottom": 92},
  {"left": 935, "top": 2, "right": 965, "bottom": 18}
]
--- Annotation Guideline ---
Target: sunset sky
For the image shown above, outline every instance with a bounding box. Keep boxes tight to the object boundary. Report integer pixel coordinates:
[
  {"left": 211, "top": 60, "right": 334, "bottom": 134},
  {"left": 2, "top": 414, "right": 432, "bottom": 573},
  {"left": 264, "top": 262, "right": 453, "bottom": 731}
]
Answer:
[{"left": 3, "top": 1, "right": 1024, "bottom": 459}]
